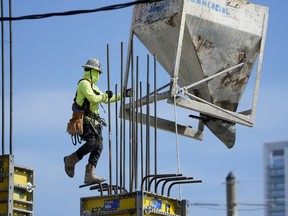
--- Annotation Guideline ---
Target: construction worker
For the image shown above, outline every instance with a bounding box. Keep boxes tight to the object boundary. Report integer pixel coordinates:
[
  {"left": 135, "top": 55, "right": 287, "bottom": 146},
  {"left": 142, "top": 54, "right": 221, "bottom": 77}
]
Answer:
[{"left": 64, "top": 58, "right": 130, "bottom": 184}]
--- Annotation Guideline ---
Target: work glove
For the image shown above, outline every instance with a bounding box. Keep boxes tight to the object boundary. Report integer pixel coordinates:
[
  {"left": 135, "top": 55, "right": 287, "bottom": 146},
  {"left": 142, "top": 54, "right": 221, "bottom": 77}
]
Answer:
[
  {"left": 106, "top": 90, "right": 113, "bottom": 99},
  {"left": 123, "top": 88, "right": 132, "bottom": 97}
]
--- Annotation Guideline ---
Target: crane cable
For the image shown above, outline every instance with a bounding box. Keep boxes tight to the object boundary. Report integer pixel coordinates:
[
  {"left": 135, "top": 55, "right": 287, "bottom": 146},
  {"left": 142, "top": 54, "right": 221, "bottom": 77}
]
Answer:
[
  {"left": 173, "top": 90, "right": 182, "bottom": 199},
  {"left": 0, "top": 0, "right": 165, "bottom": 21}
]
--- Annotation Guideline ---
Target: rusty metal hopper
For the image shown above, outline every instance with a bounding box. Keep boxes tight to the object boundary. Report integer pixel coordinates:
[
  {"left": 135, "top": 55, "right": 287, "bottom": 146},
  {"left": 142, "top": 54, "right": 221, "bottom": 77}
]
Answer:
[{"left": 129, "top": 0, "right": 268, "bottom": 148}]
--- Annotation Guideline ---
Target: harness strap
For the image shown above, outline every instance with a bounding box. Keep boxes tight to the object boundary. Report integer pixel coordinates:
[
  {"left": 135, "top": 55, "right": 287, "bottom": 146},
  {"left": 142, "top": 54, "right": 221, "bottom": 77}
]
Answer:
[
  {"left": 73, "top": 79, "right": 106, "bottom": 114},
  {"left": 72, "top": 102, "right": 107, "bottom": 127}
]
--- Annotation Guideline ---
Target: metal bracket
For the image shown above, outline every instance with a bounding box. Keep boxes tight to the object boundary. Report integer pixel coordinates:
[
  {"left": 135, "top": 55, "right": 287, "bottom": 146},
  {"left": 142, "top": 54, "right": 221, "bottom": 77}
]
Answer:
[
  {"left": 124, "top": 110, "right": 204, "bottom": 141},
  {"left": 167, "top": 96, "right": 253, "bottom": 127}
]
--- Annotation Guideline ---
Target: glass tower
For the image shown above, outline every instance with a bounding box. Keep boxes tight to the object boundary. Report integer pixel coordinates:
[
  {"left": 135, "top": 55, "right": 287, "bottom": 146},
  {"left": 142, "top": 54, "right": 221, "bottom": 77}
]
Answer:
[{"left": 264, "top": 141, "right": 288, "bottom": 216}]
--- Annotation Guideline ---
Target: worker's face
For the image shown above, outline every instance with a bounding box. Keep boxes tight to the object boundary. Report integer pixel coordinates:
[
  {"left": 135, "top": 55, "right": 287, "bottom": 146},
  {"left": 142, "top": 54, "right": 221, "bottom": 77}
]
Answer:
[{"left": 91, "top": 69, "right": 101, "bottom": 83}]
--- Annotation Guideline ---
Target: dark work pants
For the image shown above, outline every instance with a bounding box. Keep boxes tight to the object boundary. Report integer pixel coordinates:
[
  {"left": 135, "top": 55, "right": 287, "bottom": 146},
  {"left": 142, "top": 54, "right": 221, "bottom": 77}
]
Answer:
[{"left": 76, "top": 122, "right": 103, "bottom": 167}]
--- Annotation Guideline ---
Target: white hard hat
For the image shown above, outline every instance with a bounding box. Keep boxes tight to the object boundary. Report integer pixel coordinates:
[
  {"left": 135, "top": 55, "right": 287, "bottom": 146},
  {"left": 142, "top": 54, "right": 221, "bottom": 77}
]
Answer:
[{"left": 82, "top": 58, "right": 102, "bottom": 73}]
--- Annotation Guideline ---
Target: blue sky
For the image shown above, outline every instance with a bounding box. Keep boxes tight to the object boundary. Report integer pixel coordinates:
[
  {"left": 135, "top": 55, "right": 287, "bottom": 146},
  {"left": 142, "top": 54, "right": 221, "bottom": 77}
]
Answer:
[{"left": 1, "top": 0, "right": 287, "bottom": 215}]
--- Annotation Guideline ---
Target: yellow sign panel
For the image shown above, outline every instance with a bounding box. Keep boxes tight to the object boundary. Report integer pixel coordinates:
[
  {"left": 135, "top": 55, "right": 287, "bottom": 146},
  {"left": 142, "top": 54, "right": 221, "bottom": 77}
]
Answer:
[
  {"left": 14, "top": 168, "right": 30, "bottom": 186},
  {"left": 81, "top": 191, "right": 182, "bottom": 215},
  {"left": 82, "top": 192, "right": 137, "bottom": 215},
  {"left": 143, "top": 194, "right": 179, "bottom": 214},
  {"left": 13, "top": 166, "right": 34, "bottom": 213},
  {"left": 0, "top": 155, "right": 10, "bottom": 190},
  {"left": 13, "top": 167, "right": 34, "bottom": 202},
  {"left": 0, "top": 155, "right": 12, "bottom": 215},
  {"left": 0, "top": 155, "right": 34, "bottom": 215}
]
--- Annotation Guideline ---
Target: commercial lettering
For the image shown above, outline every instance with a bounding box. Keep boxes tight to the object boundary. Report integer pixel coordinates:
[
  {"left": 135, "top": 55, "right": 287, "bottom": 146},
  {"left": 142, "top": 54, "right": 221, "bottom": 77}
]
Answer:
[
  {"left": 190, "top": 0, "right": 230, "bottom": 15},
  {"left": 92, "top": 206, "right": 104, "bottom": 212},
  {"left": 119, "top": 193, "right": 135, "bottom": 200}
]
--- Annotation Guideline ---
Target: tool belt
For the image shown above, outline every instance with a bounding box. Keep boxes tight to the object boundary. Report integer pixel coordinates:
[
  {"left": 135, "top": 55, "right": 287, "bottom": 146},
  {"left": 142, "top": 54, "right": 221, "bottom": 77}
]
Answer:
[
  {"left": 72, "top": 102, "right": 107, "bottom": 127},
  {"left": 66, "top": 110, "right": 84, "bottom": 135},
  {"left": 84, "top": 112, "right": 107, "bottom": 127}
]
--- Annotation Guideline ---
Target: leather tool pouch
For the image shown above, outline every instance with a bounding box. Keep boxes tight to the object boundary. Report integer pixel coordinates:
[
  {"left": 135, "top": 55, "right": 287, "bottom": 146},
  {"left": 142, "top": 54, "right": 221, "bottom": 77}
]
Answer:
[{"left": 66, "top": 111, "right": 84, "bottom": 135}]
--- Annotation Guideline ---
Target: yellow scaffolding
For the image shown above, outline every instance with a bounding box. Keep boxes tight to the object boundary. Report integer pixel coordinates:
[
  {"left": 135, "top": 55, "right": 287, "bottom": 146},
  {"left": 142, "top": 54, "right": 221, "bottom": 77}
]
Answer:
[{"left": 0, "top": 154, "right": 34, "bottom": 216}]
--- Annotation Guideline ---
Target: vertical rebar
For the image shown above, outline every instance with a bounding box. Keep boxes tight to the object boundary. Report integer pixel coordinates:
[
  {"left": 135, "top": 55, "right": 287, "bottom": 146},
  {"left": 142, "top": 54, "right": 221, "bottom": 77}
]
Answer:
[
  {"left": 129, "top": 39, "right": 135, "bottom": 192},
  {"left": 153, "top": 54, "right": 157, "bottom": 193},
  {"left": 106, "top": 44, "right": 112, "bottom": 194},
  {"left": 9, "top": 0, "right": 12, "bottom": 155},
  {"left": 124, "top": 23, "right": 134, "bottom": 87},
  {"left": 120, "top": 42, "right": 123, "bottom": 193},
  {"left": 135, "top": 56, "right": 139, "bottom": 190},
  {"left": 146, "top": 55, "right": 150, "bottom": 190},
  {"left": 123, "top": 86, "right": 126, "bottom": 191},
  {"left": 129, "top": 91, "right": 132, "bottom": 192},
  {"left": 140, "top": 82, "right": 144, "bottom": 182},
  {"left": 115, "top": 84, "right": 118, "bottom": 193},
  {"left": 132, "top": 56, "right": 137, "bottom": 191},
  {"left": 1, "top": 0, "right": 4, "bottom": 155}
]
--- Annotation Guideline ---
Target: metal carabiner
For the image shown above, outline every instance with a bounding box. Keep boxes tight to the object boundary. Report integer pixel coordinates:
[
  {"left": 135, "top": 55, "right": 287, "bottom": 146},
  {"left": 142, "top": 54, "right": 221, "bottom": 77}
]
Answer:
[
  {"left": 71, "top": 135, "right": 77, "bottom": 146},
  {"left": 71, "top": 134, "right": 82, "bottom": 146},
  {"left": 77, "top": 135, "right": 82, "bottom": 144}
]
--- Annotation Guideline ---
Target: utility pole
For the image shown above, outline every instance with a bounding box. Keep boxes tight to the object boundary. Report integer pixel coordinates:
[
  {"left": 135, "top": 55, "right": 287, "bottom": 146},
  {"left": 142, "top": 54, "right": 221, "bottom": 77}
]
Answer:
[{"left": 226, "top": 172, "right": 238, "bottom": 216}]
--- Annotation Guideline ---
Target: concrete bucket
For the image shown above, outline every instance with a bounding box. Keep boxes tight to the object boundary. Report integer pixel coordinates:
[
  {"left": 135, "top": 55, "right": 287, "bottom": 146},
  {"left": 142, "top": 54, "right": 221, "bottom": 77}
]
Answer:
[{"left": 130, "top": 0, "right": 268, "bottom": 148}]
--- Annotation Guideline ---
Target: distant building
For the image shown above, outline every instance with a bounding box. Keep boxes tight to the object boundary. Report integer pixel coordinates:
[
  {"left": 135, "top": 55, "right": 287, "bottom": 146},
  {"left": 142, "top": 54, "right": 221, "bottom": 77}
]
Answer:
[{"left": 264, "top": 141, "right": 288, "bottom": 216}]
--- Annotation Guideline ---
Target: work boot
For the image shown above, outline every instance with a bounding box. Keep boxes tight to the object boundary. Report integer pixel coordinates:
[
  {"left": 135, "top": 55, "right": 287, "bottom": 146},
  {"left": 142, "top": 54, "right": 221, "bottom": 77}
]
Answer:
[
  {"left": 64, "top": 152, "right": 80, "bottom": 178},
  {"left": 84, "top": 164, "right": 106, "bottom": 184}
]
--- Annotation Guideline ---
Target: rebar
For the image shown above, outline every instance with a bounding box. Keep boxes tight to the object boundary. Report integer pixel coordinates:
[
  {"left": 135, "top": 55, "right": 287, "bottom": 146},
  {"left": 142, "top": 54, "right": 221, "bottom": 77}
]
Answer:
[
  {"left": 167, "top": 180, "right": 202, "bottom": 197},
  {"left": 123, "top": 86, "right": 126, "bottom": 191},
  {"left": 135, "top": 56, "right": 139, "bottom": 190},
  {"left": 106, "top": 44, "right": 112, "bottom": 194},
  {"left": 115, "top": 84, "right": 118, "bottom": 193},
  {"left": 130, "top": 43, "right": 135, "bottom": 192},
  {"left": 120, "top": 42, "right": 124, "bottom": 193},
  {"left": 129, "top": 90, "right": 132, "bottom": 192},
  {"left": 153, "top": 54, "right": 157, "bottom": 193},
  {"left": 1, "top": 0, "right": 5, "bottom": 155},
  {"left": 161, "top": 177, "right": 194, "bottom": 196},
  {"left": 145, "top": 54, "right": 150, "bottom": 191},
  {"left": 140, "top": 82, "right": 144, "bottom": 183},
  {"left": 9, "top": 0, "right": 12, "bottom": 155}
]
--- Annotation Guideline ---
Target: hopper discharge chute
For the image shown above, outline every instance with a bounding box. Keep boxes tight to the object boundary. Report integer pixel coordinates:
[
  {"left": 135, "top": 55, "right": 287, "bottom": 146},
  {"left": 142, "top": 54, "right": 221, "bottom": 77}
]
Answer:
[{"left": 125, "top": 0, "right": 268, "bottom": 148}]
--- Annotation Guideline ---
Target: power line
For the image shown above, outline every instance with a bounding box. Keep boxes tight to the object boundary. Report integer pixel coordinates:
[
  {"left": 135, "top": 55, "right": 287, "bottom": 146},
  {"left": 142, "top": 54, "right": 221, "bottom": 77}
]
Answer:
[
  {"left": 0, "top": 0, "right": 164, "bottom": 21},
  {"left": 190, "top": 203, "right": 267, "bottom": 212},
  {"left": 190, "top": 201, "right": 270, "bottom": 211},
  {"left": 190, "top": 202, "right": 269, "bottom": 207},
  {"left": 237, "top": 202, "right": 269, "bottom": 207},
  {"left": 191, "top": 205, "right": 226, "bottom": 211}
]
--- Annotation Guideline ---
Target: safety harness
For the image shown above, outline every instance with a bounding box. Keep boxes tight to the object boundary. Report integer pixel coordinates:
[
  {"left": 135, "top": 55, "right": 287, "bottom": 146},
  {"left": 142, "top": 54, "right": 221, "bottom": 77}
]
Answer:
[{"left": 70, "top": 79, "right": 107, "bottom": 145}]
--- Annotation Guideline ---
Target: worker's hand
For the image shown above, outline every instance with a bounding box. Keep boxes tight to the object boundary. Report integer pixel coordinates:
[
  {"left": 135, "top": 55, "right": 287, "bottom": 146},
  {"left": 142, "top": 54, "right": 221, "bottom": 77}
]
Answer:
[
  {"left": 106, "top": 90, "right": 113, "bottom": 99},
  {"left": 123, "top": 88, "right": 132, "bottom": 97}
]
